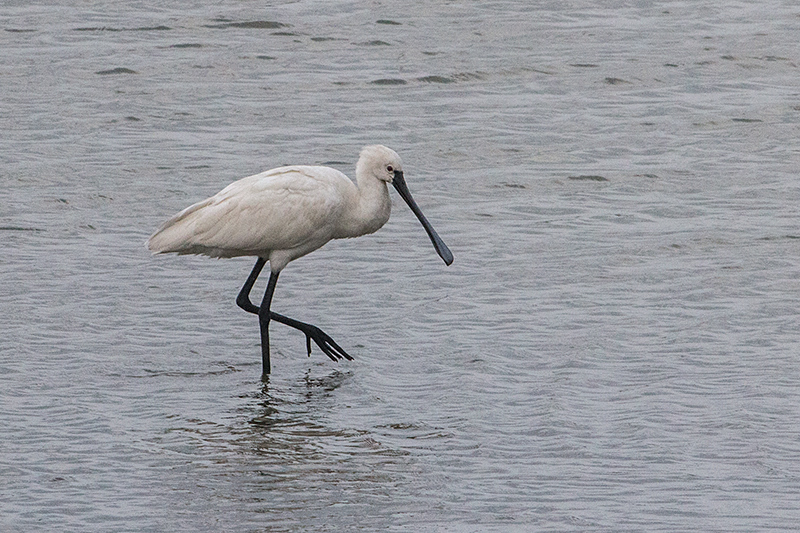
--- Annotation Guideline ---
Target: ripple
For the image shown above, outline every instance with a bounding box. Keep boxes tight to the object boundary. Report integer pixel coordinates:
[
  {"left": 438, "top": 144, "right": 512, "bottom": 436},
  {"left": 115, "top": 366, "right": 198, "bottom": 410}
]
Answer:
[
  {"left": 370, "top": 78, "right": 407, "bottom": 85},
  {"left": 203, "top": 20, "right": 288, "bottom": 29},
  {"left": 95, "top": 67, "right": 137, "bottom": 75}
]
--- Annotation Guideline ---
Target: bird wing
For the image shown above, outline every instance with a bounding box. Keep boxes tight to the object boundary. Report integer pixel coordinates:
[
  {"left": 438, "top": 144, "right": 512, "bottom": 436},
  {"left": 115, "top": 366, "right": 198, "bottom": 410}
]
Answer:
[{"left": 148, "top": 166, "right": 354, "bottom": 258}]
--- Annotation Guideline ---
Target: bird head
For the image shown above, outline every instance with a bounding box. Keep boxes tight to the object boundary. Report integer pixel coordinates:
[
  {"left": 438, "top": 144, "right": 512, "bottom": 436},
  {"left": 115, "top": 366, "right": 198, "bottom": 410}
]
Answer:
[
  {"left": 357, "top": 145, "right": 453, "bottom": 266},
  {"left": 357, "top": 144, "right": 403, "bottom": 183}
]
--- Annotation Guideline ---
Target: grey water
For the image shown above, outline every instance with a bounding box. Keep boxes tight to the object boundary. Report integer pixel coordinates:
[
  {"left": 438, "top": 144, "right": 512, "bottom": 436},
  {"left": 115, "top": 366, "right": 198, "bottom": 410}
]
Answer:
[{"left": 3, "top": 1, "right": 800, "bottom": 531}]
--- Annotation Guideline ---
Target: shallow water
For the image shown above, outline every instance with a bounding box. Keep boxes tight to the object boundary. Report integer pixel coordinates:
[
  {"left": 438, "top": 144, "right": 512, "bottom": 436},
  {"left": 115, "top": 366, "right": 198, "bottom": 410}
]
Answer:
[{"left": 3, "top": 1, "right": 800, "bottom": 531}]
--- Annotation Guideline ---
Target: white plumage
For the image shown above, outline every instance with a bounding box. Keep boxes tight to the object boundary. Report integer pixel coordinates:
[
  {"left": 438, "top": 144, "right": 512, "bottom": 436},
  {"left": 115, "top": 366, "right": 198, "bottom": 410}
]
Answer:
[{"left": 147, "top": 145, "right": 452, "bottom": 375}]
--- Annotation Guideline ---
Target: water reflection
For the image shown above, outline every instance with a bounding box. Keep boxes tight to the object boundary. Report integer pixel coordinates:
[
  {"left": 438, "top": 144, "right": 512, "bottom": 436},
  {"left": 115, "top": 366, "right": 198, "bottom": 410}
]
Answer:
[
  {"left": 211, "top": 370, "right": 427, "bottom": 528},
  {"left": 248, "top": 370, "right": 348, "bottom": 419},
  {"left": 237, "top": 370, "right": 358, "bottom": 454}
]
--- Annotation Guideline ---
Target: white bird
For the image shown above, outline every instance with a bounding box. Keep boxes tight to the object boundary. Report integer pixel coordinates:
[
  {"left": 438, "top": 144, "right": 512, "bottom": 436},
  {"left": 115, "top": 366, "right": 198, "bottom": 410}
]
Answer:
[{"left": 147, "top": 145, "right": 453, "bottom": 375}]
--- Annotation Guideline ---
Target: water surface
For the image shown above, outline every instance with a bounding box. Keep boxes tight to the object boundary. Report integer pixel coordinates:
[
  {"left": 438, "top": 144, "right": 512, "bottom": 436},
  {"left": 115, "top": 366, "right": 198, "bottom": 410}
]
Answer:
[{"left": 3, "top": 1, "right": 800, "bottom": 531}]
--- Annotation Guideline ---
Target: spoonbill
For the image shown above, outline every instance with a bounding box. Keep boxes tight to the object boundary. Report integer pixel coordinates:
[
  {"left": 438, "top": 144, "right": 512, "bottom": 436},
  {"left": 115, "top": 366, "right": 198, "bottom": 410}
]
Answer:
[{"left": 147, "top": 145, "right": 453, "bottom": 375}]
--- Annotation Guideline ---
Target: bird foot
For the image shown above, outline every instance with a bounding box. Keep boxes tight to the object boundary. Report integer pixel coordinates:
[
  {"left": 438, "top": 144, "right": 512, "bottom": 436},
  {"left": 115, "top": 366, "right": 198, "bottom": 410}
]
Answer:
[
  {"left": 301, "top": 323, "right": 354, "bottom": 362},
  {"left": 270, "top": 312, "right": 353, "bottom": 362}
]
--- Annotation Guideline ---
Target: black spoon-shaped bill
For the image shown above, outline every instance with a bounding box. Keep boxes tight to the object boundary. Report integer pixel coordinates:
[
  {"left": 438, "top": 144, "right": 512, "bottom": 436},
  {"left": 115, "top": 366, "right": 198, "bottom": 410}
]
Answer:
[{"left": 391, "top": 170, "right": 454, "bottom": 266}]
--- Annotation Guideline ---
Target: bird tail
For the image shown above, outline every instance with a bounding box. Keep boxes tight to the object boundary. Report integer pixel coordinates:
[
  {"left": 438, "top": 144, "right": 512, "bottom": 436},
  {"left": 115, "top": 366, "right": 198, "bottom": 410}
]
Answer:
[{"left": 146, "top": 199, "right": 212, "bottom": 254}]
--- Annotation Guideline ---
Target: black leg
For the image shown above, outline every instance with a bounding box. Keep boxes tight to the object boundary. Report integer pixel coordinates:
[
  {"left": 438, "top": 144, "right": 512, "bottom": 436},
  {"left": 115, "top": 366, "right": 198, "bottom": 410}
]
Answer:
[
  {"left": 235, "top": 258, "right": 353, "bottom": 366},
  {"left": 236, "top": 257, "right": 267, "bottom": 314},
  {"left": 257, "top": 271, "right": 279, "bottom": 376}
]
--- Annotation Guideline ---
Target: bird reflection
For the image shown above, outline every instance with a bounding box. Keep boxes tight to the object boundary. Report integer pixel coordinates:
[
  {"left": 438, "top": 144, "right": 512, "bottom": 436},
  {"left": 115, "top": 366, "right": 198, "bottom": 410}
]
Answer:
[{"left": 247, "top": 369, "right": 351, "bottom": 434}]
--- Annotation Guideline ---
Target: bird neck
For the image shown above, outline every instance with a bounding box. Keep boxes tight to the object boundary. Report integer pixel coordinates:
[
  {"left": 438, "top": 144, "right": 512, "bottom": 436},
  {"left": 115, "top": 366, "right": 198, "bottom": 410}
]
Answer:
[{"left": 336, "top": 177, "right": 391, "bottom": 239}]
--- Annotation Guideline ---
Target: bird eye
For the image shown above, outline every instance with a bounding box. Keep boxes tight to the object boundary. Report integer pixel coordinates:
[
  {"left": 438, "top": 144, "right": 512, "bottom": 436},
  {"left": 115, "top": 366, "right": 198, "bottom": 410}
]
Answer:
[{"left": 386, "top": 165, "right": 394, "bottom": 172}]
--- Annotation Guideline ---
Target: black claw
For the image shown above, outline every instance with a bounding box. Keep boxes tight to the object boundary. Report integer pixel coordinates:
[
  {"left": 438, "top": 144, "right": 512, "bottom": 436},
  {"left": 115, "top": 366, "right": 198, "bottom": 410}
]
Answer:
[
  {"left": 269, "top": 312, "right": 354, "bottom": 363},
  {"left": 303, "top": 324, "right": 353, "bottom": 362}
]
